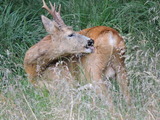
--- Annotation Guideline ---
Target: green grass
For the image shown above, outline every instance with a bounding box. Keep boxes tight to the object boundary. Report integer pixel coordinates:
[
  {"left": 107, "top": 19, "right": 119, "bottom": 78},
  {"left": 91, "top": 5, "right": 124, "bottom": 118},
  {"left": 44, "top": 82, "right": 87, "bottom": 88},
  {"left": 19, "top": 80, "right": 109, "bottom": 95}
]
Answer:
[{"left": 0, "top": 0, "right": 160, "bottom": 119}]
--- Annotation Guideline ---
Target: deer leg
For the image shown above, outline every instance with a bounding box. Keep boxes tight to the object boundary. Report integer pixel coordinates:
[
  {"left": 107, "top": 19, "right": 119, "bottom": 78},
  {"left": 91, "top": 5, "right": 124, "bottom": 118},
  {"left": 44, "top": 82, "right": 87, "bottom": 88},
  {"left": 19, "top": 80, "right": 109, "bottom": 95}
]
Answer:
[
  {"left": 117, "top": 68, "right": 130, "bottom": 104},
  {"left": 85, "top": 65, "right": 115, "bottom": 111},
  {"left": 113, "top": 61, "right": 131, "bottom": 105}
]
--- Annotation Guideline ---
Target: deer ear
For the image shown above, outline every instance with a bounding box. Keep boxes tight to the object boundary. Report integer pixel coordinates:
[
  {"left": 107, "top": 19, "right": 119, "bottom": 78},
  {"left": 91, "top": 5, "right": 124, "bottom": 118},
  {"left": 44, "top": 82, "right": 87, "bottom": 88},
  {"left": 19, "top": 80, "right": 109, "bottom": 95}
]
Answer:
[{"left": 41, "top": 15, "right": 59, "bottom": 34}]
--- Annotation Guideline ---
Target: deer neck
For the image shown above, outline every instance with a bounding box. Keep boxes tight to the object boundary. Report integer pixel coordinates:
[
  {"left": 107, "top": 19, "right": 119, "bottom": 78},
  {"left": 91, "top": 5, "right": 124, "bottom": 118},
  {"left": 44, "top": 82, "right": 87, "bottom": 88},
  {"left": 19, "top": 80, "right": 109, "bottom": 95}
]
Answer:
[
  {"left": 40, "top": 45, "right": 68, "bottom": 68},
  {"left": 24, "top": 35, "right": 67, "bottom": 66}
]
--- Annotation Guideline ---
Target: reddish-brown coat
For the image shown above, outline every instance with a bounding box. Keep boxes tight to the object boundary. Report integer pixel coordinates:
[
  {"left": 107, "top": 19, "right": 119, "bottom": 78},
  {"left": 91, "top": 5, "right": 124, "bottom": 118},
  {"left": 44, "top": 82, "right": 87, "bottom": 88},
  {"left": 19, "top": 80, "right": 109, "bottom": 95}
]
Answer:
[
  {"left": 78, "top": 26, "right": 130, "bottom": 103},
  {"left": 24, "top": 25, "right": 130, "bottom": 103}
]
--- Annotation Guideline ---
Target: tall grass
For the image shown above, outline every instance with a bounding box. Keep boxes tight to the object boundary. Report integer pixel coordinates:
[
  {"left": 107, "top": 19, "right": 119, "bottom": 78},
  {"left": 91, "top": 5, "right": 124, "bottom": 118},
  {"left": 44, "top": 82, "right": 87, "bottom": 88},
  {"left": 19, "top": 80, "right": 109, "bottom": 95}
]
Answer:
[{"left": 0, "top": 0, "right": 160, "bottom": 119}]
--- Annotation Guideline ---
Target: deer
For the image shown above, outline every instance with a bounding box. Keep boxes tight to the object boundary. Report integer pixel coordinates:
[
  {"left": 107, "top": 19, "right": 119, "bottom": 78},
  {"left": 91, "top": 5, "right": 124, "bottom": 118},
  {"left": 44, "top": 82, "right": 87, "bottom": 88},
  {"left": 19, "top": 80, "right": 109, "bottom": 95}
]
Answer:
[
  {"left": 24, "top": 0, "right": 94, "bottom": 85},
  {"left": 24, "top": 0, "right": 130, "bottom": 106}
]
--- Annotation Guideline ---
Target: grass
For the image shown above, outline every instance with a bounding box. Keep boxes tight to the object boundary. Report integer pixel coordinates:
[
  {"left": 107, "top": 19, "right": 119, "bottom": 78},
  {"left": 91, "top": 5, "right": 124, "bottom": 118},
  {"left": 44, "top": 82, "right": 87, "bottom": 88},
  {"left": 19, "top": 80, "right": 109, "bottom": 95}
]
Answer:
[{"left": 0, "top": 0, "right": 160, "bottom": 119}]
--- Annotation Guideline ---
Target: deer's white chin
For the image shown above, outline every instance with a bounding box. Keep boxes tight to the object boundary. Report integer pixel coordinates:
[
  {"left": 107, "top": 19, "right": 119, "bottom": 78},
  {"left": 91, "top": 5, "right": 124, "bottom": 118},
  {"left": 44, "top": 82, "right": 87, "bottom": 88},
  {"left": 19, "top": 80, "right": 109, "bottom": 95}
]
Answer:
[{"left": 85, "top": 47, "right": 94, "bottom": 53}]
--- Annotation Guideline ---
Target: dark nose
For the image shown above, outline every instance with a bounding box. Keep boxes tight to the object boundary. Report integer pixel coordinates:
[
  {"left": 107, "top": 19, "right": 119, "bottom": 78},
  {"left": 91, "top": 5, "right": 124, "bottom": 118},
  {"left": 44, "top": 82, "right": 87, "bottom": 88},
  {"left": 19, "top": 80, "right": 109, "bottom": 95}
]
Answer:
[{"left": 87, "top": 39, "right": 94, "bottom": 46}]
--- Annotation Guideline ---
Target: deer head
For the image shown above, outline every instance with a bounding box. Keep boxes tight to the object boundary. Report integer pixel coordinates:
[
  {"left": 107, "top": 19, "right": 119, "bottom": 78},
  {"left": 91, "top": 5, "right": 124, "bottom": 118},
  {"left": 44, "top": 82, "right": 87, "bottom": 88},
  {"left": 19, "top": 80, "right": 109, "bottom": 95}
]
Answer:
[
  {"left": 23, "top": 1, "right": 95, "bottom": 82},
  {"left": 41, "top": 0, "right": 94, "bottom": 54}
]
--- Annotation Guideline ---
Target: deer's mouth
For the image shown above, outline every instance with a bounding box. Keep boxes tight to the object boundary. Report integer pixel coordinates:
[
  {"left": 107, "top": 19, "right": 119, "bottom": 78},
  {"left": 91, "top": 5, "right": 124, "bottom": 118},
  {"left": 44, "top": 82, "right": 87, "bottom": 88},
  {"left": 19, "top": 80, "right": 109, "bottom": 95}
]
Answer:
[{"left": 85, "top": 46, "right": 94, "bottom": 53}]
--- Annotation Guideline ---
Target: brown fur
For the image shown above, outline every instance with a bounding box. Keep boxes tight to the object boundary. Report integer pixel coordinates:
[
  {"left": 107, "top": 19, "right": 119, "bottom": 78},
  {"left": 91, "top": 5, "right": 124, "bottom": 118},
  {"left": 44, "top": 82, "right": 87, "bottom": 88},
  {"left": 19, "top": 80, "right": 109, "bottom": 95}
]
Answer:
[
  {"left": 79, "top": 26, "right": 130, "bottom": 103},
  {"left": 76, "top": 26, "right": 130, "bottom": 103},
  {"left": 24, "top": 25, "right": 130, "bottom": 104},
  {"left": 24, "top": 15, "right": 94, "bottom": 85}
]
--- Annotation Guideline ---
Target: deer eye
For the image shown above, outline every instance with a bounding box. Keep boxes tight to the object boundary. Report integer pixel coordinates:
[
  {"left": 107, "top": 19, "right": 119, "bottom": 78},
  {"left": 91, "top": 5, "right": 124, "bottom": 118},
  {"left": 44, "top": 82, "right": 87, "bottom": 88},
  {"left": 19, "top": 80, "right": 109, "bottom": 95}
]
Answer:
[{"left": 68, "top": 34, "right": 74, "bottom": 37}]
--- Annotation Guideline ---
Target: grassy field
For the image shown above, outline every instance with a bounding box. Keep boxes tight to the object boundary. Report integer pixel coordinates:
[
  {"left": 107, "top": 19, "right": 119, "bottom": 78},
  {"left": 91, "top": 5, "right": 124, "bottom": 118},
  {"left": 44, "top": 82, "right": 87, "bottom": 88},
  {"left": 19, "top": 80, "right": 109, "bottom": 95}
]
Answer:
[{"left": 0, "top": 0, "right": 160, "bottom": 119}]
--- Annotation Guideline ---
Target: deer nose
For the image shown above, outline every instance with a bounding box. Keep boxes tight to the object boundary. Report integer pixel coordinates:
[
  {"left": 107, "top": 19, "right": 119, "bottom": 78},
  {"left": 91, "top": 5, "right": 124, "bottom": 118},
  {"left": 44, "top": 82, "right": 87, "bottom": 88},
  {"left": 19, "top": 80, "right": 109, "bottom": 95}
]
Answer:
[{"left": 87, "top": 39, "right": 94, "bottom": 46}]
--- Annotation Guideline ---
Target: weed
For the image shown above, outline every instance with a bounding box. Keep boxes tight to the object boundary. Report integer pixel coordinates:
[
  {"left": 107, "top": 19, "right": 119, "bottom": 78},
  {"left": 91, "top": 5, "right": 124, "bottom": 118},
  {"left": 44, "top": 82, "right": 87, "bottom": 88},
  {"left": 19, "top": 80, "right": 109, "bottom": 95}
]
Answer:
[{"left": 0, "top": 0, "right": 160, "bottom": 119}]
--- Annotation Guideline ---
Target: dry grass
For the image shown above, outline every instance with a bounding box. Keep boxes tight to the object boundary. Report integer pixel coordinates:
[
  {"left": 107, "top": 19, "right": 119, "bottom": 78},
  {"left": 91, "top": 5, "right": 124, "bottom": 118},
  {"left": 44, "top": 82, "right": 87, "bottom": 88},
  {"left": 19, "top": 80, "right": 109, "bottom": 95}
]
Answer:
[
  {"left": 0, "top": 43, "right": 160, "bottom": 119},
  {"left": 0, "top": 0, "right": 160, "bottom": 119}
]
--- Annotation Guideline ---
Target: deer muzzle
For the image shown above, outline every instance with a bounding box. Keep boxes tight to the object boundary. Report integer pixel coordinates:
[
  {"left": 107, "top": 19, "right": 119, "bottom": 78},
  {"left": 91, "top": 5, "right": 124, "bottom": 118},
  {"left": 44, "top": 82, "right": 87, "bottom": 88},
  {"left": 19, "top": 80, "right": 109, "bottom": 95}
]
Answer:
[{"left": 85, "top": 39, "right": 94, "bottom": 53}]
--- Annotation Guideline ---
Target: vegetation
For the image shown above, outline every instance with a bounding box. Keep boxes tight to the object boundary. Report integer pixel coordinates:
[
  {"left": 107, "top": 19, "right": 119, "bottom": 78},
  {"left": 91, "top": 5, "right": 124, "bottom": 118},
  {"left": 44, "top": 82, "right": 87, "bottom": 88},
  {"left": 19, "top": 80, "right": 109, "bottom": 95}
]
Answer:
[{"left": 0, "top": 0, "right": 159, "bottom": 119}]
